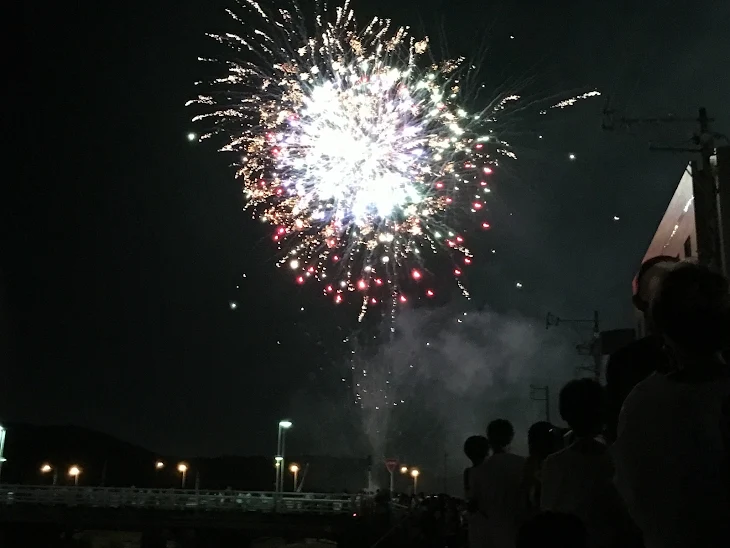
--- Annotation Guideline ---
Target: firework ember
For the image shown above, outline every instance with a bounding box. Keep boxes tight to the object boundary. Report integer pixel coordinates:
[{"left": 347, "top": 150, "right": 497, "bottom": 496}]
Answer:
[{"left": 189, "top": 0, "right": 596, "bottom": 321}]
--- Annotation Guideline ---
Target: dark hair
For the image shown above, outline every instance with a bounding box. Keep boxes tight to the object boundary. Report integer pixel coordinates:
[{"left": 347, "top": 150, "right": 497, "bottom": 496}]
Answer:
[
  {"left": 633, "top": 255, "right": 680, "bottom": 311},
  {"left": 651, "top": 263, "right": 730, "bottom": 354},
  {"left": 517, "top": 511, "right": 587, "bottom": 548},
  {"left": 559, "top": 379, "right": 605, "bottom": 437},
  {"left": 487, "top": 419, "right": 515, "bottom": 450},
  {"left": 463, "top": 435, "right": 489, "bottom": 465},
  {"left": 527, "top": 421, "right": 558, "bottom": 460}
]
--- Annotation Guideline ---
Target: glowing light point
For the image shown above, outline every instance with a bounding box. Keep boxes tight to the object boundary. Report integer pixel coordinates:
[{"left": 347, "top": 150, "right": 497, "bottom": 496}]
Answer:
[
  {"left": 454, "top": 269, "right": 462, "bottom": 276},
  {"left": 613, "top": 215, "right": 620, "bottom": 221},
  {"left": 334, "top": 294, "right": 343, "bottom": 304},
  {"left": 568, "top": 153, "right": 576, "bottom": 161},
  {"left": 289, "top": 260, "right": 300, "bottom": 270},
  {"left": 229, "top": 301, "right": 238, "bottom": 310},
  {"left": 399, "top": 295, "right": 407, "bottom": 303},
  {"left": 411, "top": 269, "right": 422, "bottom": 281},
  {"left": 482, "top": 222, "right": 491, "bottom": 229},
  {"left": 426, "top": 289, "right": 434, "bottom": 297},
  {"left": 516, "top": 282, "right": 523, "bottom": 289},
  {"left": 187, "top": 132, "right": 197, "bottom": 142},
  {"left": 357, "top": 280, "right": 367, "bottom": 290}
]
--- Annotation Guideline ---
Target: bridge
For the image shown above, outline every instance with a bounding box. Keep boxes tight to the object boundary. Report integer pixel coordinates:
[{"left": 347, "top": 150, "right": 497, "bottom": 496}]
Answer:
[
  {"left": 0, "top": 484, "right": 364, "bottom": 514},
  {"left": 0, "top": 485, "right": 382, "bottom": 547}
]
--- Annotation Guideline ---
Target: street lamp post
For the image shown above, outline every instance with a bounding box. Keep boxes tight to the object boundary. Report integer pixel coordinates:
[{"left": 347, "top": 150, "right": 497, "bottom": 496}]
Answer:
[
  {"left": 410, "top": 468, "right": 420, "bottom": 494},
  {"left": 41, "top": 463, "right": 58, "bottom": 485},
  {"left": 0, "top": 425, "right": 6, "bottom": 483},
  {"left": 177, "top": 463, "right": 188, "bottom": 488},
  {"left": 289, "top": 463, "right": 300, "bottom": 491},
  {"left": 274, "top": 456, "right": 283, "bottom": 497},
  {"left": 68, "top": 465, "right": 81, "bottom": 486},
  {"left": 155, "top": 460, "right": 164, "bottom": 486},
  {"left": 275, "top": 420, "right": 292, "bottom": 493}
]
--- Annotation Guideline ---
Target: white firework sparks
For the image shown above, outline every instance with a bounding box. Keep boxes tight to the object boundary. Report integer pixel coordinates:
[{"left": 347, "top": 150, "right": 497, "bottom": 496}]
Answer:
[{"left": 189, "top": 0, "right": 598, "bottom": 321}]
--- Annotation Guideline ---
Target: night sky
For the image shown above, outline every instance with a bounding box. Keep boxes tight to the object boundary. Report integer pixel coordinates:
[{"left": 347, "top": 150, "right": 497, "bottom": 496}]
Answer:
[{"left": 5, "top": 0, "right": 729, "bottom": 461}]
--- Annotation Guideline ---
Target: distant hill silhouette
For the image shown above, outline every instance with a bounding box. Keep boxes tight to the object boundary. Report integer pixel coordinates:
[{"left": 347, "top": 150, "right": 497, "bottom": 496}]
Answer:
[{"left": 0, "top": 423, "right": 369, "bottom": 492}]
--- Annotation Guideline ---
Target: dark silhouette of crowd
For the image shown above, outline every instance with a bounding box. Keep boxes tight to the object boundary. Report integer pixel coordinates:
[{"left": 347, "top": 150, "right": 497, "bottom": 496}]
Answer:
[{"left": 458, "top": 260, "right": 730, "bottom": 548}]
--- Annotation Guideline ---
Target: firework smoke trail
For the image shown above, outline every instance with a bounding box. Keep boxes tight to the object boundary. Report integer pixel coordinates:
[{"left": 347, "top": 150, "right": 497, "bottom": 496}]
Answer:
[{"left": 189, "top": 0, "right": 544, "bottom": 322}]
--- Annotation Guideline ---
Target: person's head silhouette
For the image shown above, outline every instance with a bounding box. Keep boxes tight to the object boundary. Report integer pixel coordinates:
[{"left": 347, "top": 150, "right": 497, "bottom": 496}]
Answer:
[
  {"left": 633, "top": 255, "right": 679, "bottom": 331},
  {"left": 652, "top": 262, "right": 730, "bottom": 364},
  {"left": 487, "top": 419, "right": 514, "bottom": 453},
  {"left": 559, "top": 379, "right": 605, "bottom": 439},
  {"left": 517, "top": 511, "right": 588, "bottom": 548},
  {"left": 527, "top": 421, "right": 558, "bottom": 460},
  {"left": 463, "top": 435, "right": 489, "bottom": 466}
]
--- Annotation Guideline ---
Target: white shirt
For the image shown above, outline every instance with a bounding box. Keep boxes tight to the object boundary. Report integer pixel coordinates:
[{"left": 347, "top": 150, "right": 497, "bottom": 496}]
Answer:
[
  {"left": 613, "top": 371, "right": 730, "bottom": 548},
  {"left": 469, "top": 452, "right": 526, "bottom": 548},
  {"left": 541, "top": 440, "right": 628, "bottom": 547}
]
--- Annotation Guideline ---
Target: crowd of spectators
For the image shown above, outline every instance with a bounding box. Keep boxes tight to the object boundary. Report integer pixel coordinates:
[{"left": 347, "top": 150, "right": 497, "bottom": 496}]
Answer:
[
  {"left": 456, "top": 260, "right": 729, "bottom": 548},
  {"left": 373, "top": 260, "right": 728, "bottom": 548}
]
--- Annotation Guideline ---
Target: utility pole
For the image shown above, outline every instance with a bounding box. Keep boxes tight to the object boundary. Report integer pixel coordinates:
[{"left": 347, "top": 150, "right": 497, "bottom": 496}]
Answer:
[
  {"left": 443, "top": 452, "right": 448, "bottom": 494},
  {"left": 694, "top": 108, "right": 723, "bottom": 272},
  {"left": 603, "top": 103, "right": 728, "bottom": 274},
  {"left": 546, "top": 310, "right": 602, "bottom": 380},
  {"left": 529, "top": 385, "right": 551, "bottom": 423}
]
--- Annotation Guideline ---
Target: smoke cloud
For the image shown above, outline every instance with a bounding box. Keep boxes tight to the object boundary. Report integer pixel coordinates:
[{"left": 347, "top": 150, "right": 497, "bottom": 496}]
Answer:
[{"left": 290, "top": 305, "right": 578, "bottom": 485}]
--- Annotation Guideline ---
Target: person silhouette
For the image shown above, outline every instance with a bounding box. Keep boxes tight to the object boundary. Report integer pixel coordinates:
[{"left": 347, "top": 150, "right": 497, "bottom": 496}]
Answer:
[
  {"left": 521, "top": 421, "right": 560, "bottom": 513},
  {"left": 605, "top": 255, "right": 678, "bottom": 443},
  {"left": 541, "top": 379, "right": 636, "bottom": 547},
  {"left": 613, "top": 263, "right": 730, "bottom": 548},
  {"left": 463, "top": 435, "right": 489, "bottom": 548},
  {"left": 469, "top": 419, "right": 525, "bottom": 548}
]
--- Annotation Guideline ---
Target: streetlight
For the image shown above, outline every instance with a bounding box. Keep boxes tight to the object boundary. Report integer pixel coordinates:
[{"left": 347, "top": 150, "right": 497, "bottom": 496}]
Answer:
[
  {"left": 68, "top": 465, "right": 82, "bottom": 486},
  {"left": 410, "top": 468, "right": 420, "bottom": 494},
  {"left": 154, "top": 460, "right": 165, "bottom": 487},
  {"left": 275, "top": 420, "right": 292, "bottom": 493},
  {"left": 400, "top": 466, "right": 408, "bottom": 474},
  {"left": 273, "top": 456, "right": 283, "bottom": 492},
  {"left": 177, "top": 462, "right": 188, "bottom": 488},
  {"left": 41, "top": 463, "right": 58, "bottom": 485},
  {"left": 0, "top": 425, "right": 6, "bottom": 483},
  {"left": 289, "top": 463, "right": 300, "bottom": 491}
]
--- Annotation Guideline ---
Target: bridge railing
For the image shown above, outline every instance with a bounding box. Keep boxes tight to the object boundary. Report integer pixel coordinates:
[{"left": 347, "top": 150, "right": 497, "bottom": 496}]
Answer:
[{"left": 0, "top": 485, "right": 365, "bottom": 515}]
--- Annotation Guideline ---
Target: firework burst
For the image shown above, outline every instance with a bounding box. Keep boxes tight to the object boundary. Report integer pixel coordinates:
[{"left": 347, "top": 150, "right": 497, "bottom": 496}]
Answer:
[{"left": 190, "top": 0, "right": 596, "bottom": 321}]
